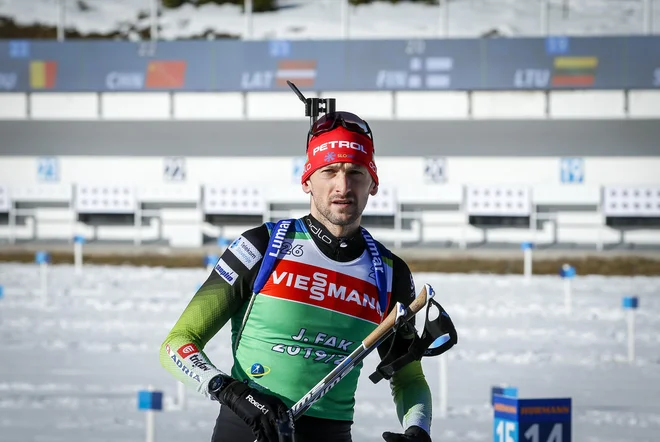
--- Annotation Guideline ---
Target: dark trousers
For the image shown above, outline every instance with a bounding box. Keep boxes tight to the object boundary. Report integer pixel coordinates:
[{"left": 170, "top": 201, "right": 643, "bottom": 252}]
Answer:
[{"left": 211, "top": 405, "right": 353, "bottom": 442}]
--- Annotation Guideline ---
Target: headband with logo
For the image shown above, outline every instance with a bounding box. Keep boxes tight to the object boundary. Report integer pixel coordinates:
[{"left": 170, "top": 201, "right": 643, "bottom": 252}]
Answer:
[{"left": 301, "top": 126, "right": 378, "bottom": 185}]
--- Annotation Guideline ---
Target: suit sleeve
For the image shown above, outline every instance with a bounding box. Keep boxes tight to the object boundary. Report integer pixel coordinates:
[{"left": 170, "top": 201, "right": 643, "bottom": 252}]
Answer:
[
  {"left": 159, "top": 224, "right": 269, "bottom": 398},
  {"left": 381, "top": 254, "right": 433, "bottom": 435}
]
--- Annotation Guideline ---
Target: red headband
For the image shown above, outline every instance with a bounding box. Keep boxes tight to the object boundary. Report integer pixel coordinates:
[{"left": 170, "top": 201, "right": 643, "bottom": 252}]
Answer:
[{"left": 301, "top": 126, "right": 378, "bottom": 185}]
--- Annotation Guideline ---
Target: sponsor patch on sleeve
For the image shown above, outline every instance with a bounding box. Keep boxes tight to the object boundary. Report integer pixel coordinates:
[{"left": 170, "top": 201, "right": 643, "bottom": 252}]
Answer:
[
  {"left": 177, "top": 343, "right": 200, "bottom": 359},
  {"left": 214, "top": 258, "right": 238, "bottom": 285},
  {"left": 228, "top": 235, "right": 263, "bottom": 270}
]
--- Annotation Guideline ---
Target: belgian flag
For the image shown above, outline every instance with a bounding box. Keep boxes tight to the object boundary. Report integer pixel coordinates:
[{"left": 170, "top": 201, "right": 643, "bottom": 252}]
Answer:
[
  {"left": 551, "top": 56, "right": 598, "bottom": 87},
  {"left": 30, "top": 61, "right": 58, "bottom": 89}
]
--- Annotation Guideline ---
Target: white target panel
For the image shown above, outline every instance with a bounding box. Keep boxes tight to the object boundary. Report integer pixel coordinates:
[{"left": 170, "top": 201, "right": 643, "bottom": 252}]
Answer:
[
  {"left": 138, "top": 185, "right": 200, "bottom": 204},
  {"left": 466, "top": 185, "right": 531, "bottom": 216},
  {"left": 75, "top": 184, "right": 136, "bottom": 214},
  {"left": 603, "top": 186, "right": 660, "bottom": 217},
  {"left": 203, "top": 185, "right": 264, "bottom": 215},
  {"left": 423, "top": 157, "right": 446, "bottom": 184},
  {"left": 0, "top": 185, "right": 10, "bottom": 212},
  {"left": 10, "top": 184, "right": 73, "bottom": 203},
  {"left": 364, "top": 187, "right": 397, "bottom": 216}
]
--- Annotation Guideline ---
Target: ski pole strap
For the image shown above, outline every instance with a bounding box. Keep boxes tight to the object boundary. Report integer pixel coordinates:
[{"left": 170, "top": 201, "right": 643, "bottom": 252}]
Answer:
[
  {"left": 419, "top": 296, "right": 458, "bottom": 357},
  {"left": 369, "top": 296, "right": 459, "bottom": 384}
]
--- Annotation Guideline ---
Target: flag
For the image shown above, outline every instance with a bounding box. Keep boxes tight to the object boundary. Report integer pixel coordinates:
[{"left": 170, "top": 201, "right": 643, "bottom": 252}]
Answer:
[
  {"left": 551, "top": 56, "right": 598, "bottom": 87},
  {"left": 425, "top": 56, "right": 454, "bottom": 89},
  {"left": 145, "top": 61, "right": 186, "bottom": 89},
  {"left": 275, "top": 59, "right": 317, "bottom": 87},
  {"left": 30, "top": 61, "right": 57, "bottom": 89}
]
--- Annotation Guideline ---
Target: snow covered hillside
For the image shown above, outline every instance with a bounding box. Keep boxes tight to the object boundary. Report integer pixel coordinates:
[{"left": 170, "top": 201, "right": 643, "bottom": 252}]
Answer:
[{"left": 0, "top": 0, "right": 657, "bottom": 40}]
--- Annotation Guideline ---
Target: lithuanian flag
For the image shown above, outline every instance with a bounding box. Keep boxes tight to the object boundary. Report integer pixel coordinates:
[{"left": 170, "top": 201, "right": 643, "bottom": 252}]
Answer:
[
  {"left": 551, "top": 56, "right": 598, "bottom": 87},
  {"left": 30, "top": 61, "right": 57, "bottom": 89}
]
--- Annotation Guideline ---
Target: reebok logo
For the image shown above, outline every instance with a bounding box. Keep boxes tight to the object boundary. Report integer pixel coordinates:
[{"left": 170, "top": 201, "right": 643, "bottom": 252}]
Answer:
[
  {"left": 246, "top": 394, "right": 269, "bottom": 415},
  {"left": 177, "top": 343, "right": 199, "bottom": 359}
]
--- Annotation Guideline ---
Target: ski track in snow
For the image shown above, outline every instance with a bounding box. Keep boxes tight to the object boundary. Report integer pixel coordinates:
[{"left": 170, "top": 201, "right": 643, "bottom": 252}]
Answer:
[{"left": 0, "top": 263, "right": 659, "bottom": 441}]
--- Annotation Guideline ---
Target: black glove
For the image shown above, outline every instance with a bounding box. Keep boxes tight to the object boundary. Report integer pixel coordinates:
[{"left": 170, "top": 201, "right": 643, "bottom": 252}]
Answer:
[
  {"left": 219, "top": 379, "right": 292, "bottom": 442},
  {"left": 383, "top": 425, "right": 432, "bottom": 442}
]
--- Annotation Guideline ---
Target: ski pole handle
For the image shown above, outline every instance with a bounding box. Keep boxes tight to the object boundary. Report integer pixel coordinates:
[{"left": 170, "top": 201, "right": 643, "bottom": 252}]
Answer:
[{"left": 363, "top": 284, "right": 429, "bottom": 348}]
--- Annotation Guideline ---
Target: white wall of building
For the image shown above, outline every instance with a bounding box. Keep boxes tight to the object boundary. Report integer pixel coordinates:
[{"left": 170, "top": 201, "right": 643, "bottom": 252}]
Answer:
[
  {"left": 471, "top": 91, "right": 546, "bottom": 119},
  {"left": 30, "top": 93, "right": 99, "bottom": 120},
  {"left": 0, "top": 93, "right": 28, "bottom": 119},
  {"left": 0, "top": 89, "right": 657, "bottom": 120},
  {"left": 173, "top": 92, "right": 245, "bottom": 120},
  {"left": 1, "top": 90, "right": 658, "bottom": 248},
  {"left": 2, "top": 156, "right": 659, "bottom": 189},
  {"left": 101, "top": 93, "right": 172, "bottom": 120},
  {"left": 549, "top": 91, "right": 626, "bottom": 119},
  {"left": 628, "top": 90, "right": 660, "bottom": 118},
  {"left": 395, "top": 91, "right": 469, "bottom": 119}
]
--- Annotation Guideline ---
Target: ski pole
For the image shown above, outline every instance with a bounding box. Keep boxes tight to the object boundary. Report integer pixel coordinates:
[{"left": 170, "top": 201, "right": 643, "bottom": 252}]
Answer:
[{"left": 271, "top": 284, "right": 434, "bottom": 442}]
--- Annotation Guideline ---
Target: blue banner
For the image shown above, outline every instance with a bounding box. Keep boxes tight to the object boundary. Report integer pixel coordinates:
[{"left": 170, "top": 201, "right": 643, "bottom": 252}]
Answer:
[
  {"left": 0, "top": 37, "right": 658, "bottom": 92},
  {"left": 84, "top": 41, "right": 215, "bottom": 91},
  {"left": 624, "top": 36, "right": 660, "bottom": 89}
]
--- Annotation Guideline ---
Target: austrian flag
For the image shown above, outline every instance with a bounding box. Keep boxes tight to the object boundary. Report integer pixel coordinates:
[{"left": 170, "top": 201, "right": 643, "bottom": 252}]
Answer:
[{"left": 276, "top": 59, "right": 317, "bottom": 87}]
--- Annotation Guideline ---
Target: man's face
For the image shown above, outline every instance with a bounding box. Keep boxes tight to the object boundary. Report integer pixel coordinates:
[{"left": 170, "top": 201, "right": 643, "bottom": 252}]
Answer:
[{"left": 302, "top": 162, "right": 378, "bottom": 227}]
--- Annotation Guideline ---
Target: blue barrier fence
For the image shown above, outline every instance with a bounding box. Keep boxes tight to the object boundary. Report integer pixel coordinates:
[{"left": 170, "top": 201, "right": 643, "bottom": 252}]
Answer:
[{"left": 0, "top": 36, "right": 659, "bottom": 92}]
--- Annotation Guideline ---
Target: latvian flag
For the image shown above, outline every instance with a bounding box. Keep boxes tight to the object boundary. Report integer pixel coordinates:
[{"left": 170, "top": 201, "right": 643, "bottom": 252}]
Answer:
[{"left": 275, "top": 59, "right": 317, "bottom": 87}]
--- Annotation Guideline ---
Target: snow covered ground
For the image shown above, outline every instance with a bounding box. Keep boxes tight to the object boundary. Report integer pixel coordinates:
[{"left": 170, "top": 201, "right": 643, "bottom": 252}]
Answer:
[
  {"left": 0, "top": 262, "right": 658, "bottom": 442},
  {"left": 0, "top": 0, "right": 657, "bottom": 40}
]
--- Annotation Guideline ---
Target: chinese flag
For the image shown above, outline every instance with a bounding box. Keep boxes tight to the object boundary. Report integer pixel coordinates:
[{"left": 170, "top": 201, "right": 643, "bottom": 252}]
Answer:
[
  {"left": 145, "top": 61, "right": 186, "bottom": 88},
  {"left": 30, "top": 61, "right": 57, "bottom": 89}
]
